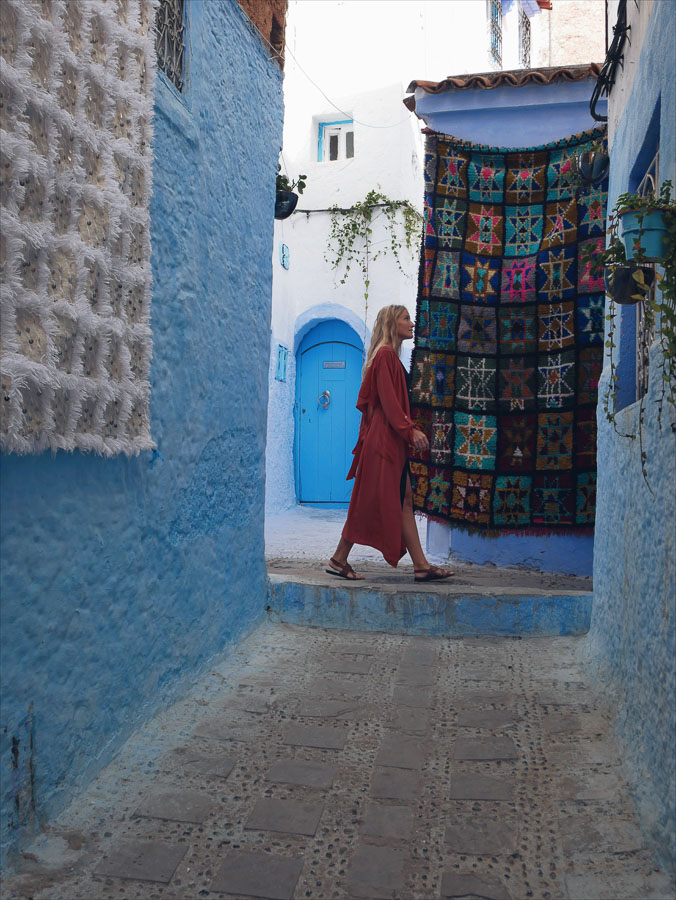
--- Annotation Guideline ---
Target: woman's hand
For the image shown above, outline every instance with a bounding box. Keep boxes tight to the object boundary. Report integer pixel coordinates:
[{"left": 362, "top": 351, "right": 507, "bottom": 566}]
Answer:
[{"left": 411, "top": 428, "right": 429, "bottom": 452}]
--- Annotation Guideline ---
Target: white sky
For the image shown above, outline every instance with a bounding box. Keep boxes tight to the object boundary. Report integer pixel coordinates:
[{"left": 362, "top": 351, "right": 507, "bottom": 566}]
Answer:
[{"left": 284, "top": 0, "right": 488, "bottom": 108}]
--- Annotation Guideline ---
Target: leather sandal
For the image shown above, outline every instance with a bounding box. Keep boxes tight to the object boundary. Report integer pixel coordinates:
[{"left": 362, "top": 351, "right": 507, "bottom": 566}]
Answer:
[
  {"left": 326, "top": 557, "right": 364, "bottom": 580},
  {"left": 414, "top": 564, "right": 454, "bottom": 582}
]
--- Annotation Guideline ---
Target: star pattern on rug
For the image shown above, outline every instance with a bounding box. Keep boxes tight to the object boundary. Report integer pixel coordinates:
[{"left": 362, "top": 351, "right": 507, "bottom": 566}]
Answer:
[
  {"left": 538, "top": 302, "right": 575, "bottom": 350},
  {"left": 493, "top": 475, "right": 532, "bottom": 525},
  {"left": 410, "top": 128, "right": 607, "bottom": 531},
  {"left": 431, "top": 250, "right": 461, "bottom": 299},
  {"left": 505, "top": 205, "right": 544, "bottom": 257},
  {"left": 454, "top": 412, "right": 498, "bottom": 470},
  {"left": 451, "top": 470, "right": 493, "bottom": 523},
  {"left": 538, "top": 351, "right": 576, "bottom": 408},
  {"left": 456, "top": 357, "right": 497, "bottom": 412},
  {"left": 468, "top": 153, "right": 505, "bottom": 203}
]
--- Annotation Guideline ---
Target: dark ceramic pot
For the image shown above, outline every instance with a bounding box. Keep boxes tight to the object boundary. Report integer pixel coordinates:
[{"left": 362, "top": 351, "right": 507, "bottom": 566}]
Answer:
[
  {"left": 576, "top": 150, "right": 610, "bottom": 186},
  {"left": 604, "top": 265, "right": 655, "bottom": 304},
  {"left": 274, "top": 190, "right": 298, "bottom": 220}
]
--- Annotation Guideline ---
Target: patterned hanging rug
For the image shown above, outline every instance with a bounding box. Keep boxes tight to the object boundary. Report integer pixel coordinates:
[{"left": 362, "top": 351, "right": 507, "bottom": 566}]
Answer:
[{"left": 409, "top": 126, "right": 607, "bottom": 534}]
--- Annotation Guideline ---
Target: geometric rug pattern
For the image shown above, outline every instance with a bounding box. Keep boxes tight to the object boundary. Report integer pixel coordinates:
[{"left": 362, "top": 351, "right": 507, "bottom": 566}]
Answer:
[{"left": 411, "top": 127, "right": 607, "bottom": 532}]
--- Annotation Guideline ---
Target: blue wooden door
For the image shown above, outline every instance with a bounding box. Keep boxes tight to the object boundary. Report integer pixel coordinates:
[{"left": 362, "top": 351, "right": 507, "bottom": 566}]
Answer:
[{"left": 297, "top": 321, "right": 363, "bottom": 506}]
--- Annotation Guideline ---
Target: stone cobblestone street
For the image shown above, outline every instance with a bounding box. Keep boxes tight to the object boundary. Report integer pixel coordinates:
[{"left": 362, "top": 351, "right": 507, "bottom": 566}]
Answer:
[{"left": 5, "top": 623, "right": 673, "bottom": 900}]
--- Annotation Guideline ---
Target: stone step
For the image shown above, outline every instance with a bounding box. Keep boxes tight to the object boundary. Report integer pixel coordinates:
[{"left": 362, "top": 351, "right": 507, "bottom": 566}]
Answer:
[{"left": 267, "top": 572, "right": 593, "bottom": 637}]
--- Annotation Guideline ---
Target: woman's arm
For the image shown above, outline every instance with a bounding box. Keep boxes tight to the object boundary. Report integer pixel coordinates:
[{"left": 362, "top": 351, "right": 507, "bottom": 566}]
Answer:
[{"left": 374, "top": 349, "right": 418, "bottom": 444}]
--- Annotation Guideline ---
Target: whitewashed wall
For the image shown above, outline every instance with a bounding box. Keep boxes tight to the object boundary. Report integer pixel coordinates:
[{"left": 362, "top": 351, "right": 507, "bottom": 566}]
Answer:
[
  {"left": 531, "top": 0, "right": 605, "bottom": 69},
  {"left": 266, "top": 84, "right": 423, "bottom": 512}
]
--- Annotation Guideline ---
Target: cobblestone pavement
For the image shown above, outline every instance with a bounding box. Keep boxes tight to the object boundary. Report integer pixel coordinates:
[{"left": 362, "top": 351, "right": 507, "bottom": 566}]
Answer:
[{"left": 5, "top": 623, "right": 673, "bottom": 900}]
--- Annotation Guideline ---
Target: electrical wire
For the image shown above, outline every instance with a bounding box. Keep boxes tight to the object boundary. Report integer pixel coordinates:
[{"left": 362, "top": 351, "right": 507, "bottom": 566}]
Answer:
[
  {"left": 283, "top": 41, "right": 413, "bottom": 130},
  {"left": 237, "top": 0, "right": 413, "bottom": 131}
]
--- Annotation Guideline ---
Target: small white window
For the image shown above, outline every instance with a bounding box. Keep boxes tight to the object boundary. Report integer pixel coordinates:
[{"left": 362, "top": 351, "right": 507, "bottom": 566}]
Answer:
[{"left": 318, "top": 120, "right": 355, "bottom": 162}]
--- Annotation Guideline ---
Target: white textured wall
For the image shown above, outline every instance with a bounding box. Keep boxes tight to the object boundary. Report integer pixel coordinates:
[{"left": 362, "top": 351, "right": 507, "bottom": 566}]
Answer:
[
  {"left": 266, "top": 84, "right": 423, "bottom": 512},
  {"left": 531, "top": 0, "right": 605, "bottom": 68}
]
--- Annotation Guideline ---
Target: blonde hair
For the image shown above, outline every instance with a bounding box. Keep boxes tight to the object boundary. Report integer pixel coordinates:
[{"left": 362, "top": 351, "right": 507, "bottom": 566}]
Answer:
[{"left": 364, "top": 305, "right": 408, "bottom": 371}]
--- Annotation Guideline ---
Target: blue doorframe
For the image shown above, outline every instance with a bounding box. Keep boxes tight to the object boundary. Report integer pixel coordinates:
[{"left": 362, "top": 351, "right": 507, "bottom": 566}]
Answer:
[{"left": 294, "top": 320, "right": 363, "bottom": 508}]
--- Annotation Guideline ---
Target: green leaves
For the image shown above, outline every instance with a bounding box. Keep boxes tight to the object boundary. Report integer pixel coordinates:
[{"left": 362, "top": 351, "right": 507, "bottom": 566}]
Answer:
[{"left": 325, "top": 190, "right": 423, "bottom": 308}]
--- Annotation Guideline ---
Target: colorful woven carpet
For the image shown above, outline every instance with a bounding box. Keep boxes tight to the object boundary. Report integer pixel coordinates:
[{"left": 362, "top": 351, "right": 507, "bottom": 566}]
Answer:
[{"left": 409, "top": 127, "right": 607, "bottom": 533}]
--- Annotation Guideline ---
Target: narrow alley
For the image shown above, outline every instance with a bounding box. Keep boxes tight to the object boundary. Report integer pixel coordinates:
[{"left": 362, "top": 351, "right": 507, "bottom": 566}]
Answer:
[{"left": 5, "top": 618, "right": 673, "bottom": 900}]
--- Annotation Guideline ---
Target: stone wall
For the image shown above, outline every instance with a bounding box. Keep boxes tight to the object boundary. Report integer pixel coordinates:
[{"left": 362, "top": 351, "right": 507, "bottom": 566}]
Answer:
[
  {"left": 0, "top": 0, "right": 283, "bottom": 864},
  {"left": 584, "top": 0, "right": 676, "bottom": 872}
]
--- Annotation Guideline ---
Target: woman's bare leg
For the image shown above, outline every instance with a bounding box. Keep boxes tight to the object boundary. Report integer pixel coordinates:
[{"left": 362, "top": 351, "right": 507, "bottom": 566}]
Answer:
[
  {"left": 402, "top": 475, "right": 453, "bottom": 577},
  {"left": 328, "top": 536, "right": 364, "bottom": 579},
  {"left": 402, "top": 476, "right": 429, "bottom": 570}
]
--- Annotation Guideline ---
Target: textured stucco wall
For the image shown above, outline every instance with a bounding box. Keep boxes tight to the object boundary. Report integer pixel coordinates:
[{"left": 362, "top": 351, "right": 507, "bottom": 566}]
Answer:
[
  {"left": 266, "top": 84, "right": 422, "bottom": 513},
  {"left": 531, "top": 0, "right": 605, "bottom": 69},
  {"left": 0, "top": 0, "right": 283, "bottom": 863},
  {"left": 583, "top": 0, "right": 676, "bottom": 872}
]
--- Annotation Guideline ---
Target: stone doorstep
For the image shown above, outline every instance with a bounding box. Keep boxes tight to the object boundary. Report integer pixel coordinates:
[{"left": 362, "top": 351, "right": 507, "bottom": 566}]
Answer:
[
  {"left": 93, "top": 840, "right": 187, "bottom": 884},
  {"left": 284, "top": 724, "right": 349, "bottom": 750},
  {"left": 209, "top": 849, "right": 303, "bottom": 900},
  {"left": 245, "top": 798, "right": 324, "bottom": 837},
  {"left": 453, "top": 736, "right": 519, "bottom": 761},
  {"left": 346, "top": 845, "right": 405, "bottom": 899},
  {"left": 370, "top": 766, "right": 420, "bottom": 802},
  {"left": 441, "top": 871, "right": 512, "bottom": 900},
  {"left": 322, "top": 655, "right": 374, "bottom": 674},
  {"left": 306, "top": 677, "right": 364, "bottom": 700},
  {"left": 386, "top": 706, "right": 431, "bottom": 735},
  {"left": 458, "top": 666, "right": 512, "bottom": 682},
  {"left": 360, "top": 803, "right": 415, "bottom": 841},
  {"left": 457, "top": 709, "right": 519, "bottom": 729},
  {"left": 449, "top": 773, "right": 513, "bottom": 801},
  {"left": 266, "top": 759, "right": 338, "bottom": 790},
  {"left": 133, "top": 788, "right": 213, "bottom": 824},
  {"left": 296, "top": 698, "right": 360, "bottom": 718},
  {"left": 391, "top": 685, "right": 434, "bottom": 708},
  {"left": 193, "top": 710, "right": 264, "bottom": 743},
  {"left": 376, "top": 733, "right": 428, "bottom": 770},
  {"left": 181, "top": 754, "right": 237, "bottom": 779},
  {"left": 445, "top": 819, "right": 518, "bottom": 856}
]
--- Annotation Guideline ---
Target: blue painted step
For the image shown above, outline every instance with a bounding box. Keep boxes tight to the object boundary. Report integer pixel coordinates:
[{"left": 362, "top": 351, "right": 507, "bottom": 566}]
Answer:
[{"left": 267, "top": 574, "right": 592, "bottom": 637}]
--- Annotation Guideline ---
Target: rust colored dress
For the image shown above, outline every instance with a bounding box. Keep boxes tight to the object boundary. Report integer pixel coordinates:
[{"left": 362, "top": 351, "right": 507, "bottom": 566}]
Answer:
[{"left": 342, "top": 345, "right": 417, "bottom": 567}]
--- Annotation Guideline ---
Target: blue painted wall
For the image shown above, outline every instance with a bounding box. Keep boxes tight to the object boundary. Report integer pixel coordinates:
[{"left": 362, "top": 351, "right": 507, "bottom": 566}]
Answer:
[
  {"left": 584, "top": 1, "right": 676, "bottom": 872},
  {"left": 416, "top": 78, "right": 597, "bottom": 575},
  {"left": 0, "top": 0, "right": 283, "bottom": 863},
  {"left": 415, "top": 79, "right": 606, "bottom": 148}
]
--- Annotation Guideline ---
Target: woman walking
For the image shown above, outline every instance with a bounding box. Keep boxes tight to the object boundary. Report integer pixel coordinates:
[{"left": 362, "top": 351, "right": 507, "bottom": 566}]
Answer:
[{"left": 327, "top": 305, "right": 454, "bottom": 582}]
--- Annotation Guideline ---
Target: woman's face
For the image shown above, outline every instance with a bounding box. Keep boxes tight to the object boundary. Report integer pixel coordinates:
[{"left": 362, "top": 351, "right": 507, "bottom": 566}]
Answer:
[{"left": 396, "top": 309, "right": 415, "bottom": 342}]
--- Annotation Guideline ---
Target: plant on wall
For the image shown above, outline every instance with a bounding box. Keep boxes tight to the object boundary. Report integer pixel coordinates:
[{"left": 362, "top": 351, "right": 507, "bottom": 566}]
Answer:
[
  {"left": 583, "top": 179, "right": 676, "bottom": 488},
  {"left": 325, "top": 190, "right": 422, "bottom": 341}
]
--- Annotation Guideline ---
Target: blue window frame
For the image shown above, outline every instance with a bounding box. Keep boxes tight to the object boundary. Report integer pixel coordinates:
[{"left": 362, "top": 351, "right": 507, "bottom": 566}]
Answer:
[
  {"left": 317, "top": 120, "right": 354, "bottom": 163},
  {"left": 275, "top": 345, "right": 288, "bottom": 382}
]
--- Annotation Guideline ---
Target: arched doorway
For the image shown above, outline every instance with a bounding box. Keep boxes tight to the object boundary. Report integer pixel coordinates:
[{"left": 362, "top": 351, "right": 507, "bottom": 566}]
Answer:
[{"left": 295, "top": 320, "right": 363, "bottom": 507}]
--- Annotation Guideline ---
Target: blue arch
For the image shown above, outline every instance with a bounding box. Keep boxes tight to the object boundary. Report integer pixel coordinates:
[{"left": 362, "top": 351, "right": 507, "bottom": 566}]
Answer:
[{"left": 293, "top": 303, "right": 368, "bottom": 356}]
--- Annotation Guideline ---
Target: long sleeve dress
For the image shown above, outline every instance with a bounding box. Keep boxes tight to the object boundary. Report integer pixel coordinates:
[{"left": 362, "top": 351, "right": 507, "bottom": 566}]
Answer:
[{"left": 342, "top": 345, "right": 417, "bottom": 567}]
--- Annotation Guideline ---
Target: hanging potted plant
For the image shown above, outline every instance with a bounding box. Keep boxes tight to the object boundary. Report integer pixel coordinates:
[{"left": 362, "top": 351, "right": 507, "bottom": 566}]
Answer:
[
  {"left": 616, "top": 180, "right": 676, "bottom": 261},
  {"left": 275, "top": 165, "right": 307, "bottom": 220},
  {"left": 582, "top": 179, "right": 676, "bottom": 486},
  {"left": 573, "top": 144, "right": 610, "bottom": 188},
  {"left": 599, "top": 238, "right": 655, "bottom": 305}
]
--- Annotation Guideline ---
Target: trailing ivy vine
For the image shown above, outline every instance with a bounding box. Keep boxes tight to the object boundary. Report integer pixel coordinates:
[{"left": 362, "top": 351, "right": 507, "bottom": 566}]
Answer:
[{"left": 324, "top": 190, "right": 422, "bottom": 347}]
